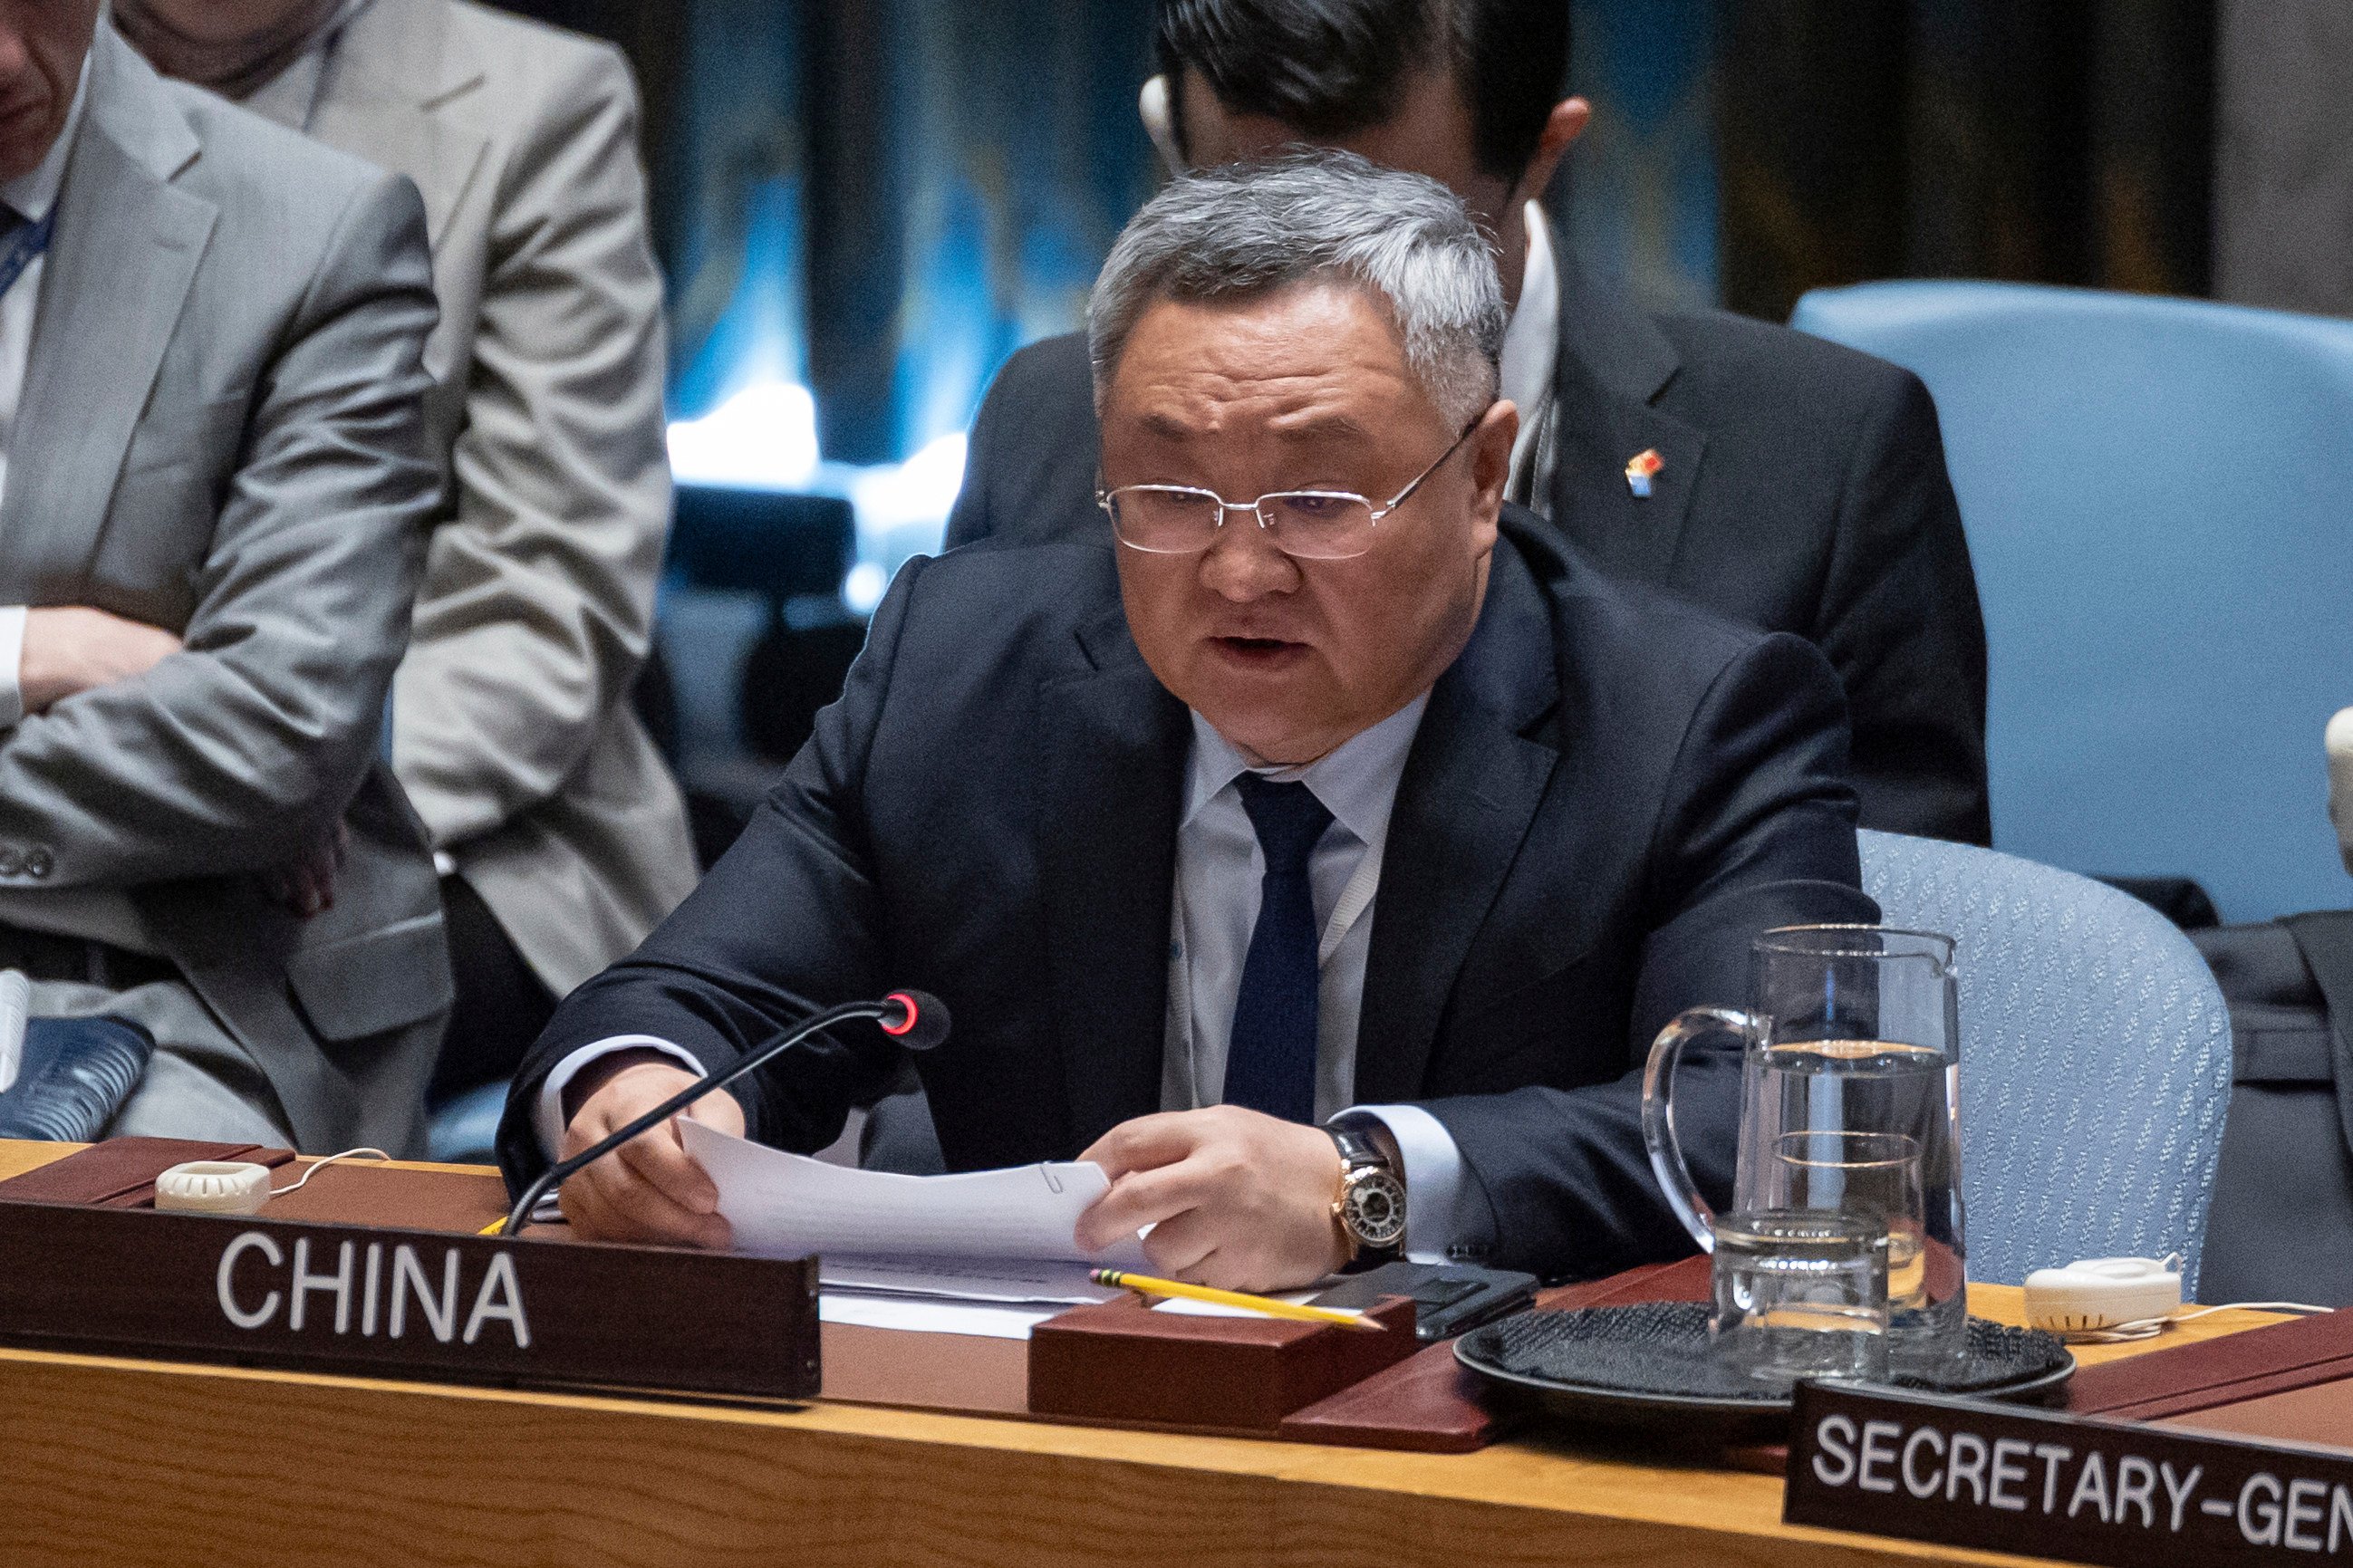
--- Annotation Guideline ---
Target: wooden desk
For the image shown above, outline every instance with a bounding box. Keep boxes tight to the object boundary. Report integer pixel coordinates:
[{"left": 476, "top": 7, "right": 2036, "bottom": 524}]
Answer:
[{"left": 0, "top": 1140, "right": 2278, "bottom": 1568}]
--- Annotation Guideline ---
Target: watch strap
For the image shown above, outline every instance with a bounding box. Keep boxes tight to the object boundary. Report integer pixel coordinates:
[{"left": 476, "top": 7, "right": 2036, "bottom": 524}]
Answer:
[{"left": 1329, "top": 1125, "right": 1391, "bottom": 1175}]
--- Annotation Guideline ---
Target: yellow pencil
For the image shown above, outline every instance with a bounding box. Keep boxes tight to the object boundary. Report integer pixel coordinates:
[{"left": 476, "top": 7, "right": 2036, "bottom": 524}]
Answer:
[
  {"left": 1090, "top": 1268, "right": 1384, "bottom": 1331},
  {"left": 477, "top": 1217, "right": 506, "bottom": 1236}
]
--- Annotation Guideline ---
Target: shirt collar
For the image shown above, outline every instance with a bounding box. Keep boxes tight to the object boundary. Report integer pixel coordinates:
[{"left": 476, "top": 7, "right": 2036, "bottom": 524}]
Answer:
[
  {"left": 0, "top": 50, "right": 92, "bottom": 224},
  {"left": 1184, "top": 692, "right": 1431, "bottom": 850},
  {"left": 1499, "top": 202, "right": 1560, "bottom": 471}
]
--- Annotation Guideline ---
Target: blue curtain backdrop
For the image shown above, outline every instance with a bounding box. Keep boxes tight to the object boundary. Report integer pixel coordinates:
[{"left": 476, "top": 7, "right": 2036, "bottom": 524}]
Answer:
[
  {"left": 1715, "top": 0, "right": 2214, "bottom": 320},
  {"left": 498, "top": 0, "right": 2213, "bottom": 471},
  {"left": 1557, "top": 0, "right": 1721, "bottom": 315},
  {"left": 659, "top": 0, "right": 1160, "bottom": 467},
  {"left": 652, "top": 0, "right": 1726, "bottom": 476},
  {"left": 663, "top": 1, "right": 808, "bottom": 421}
]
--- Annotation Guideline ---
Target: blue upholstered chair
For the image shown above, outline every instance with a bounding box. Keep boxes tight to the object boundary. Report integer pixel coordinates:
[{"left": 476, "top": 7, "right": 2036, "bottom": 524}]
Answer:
[
  {"left": 1860, "top": 828, "right": 2232, "bottom": 1292},
  {"left": 1793, "top": 282, "right": 2353, "bottom": 922}
]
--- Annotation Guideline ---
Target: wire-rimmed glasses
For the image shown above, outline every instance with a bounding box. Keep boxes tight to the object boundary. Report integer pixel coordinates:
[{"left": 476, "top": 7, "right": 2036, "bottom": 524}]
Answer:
[{"left": 1096, "top": 412, "right": 1484, "bottom": 561}]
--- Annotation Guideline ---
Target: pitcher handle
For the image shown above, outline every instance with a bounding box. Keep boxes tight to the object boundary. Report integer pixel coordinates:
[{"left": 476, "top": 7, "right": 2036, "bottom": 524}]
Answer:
[{"left": 1641, "top": 1005, "right": 1756, "bottom": 1256}]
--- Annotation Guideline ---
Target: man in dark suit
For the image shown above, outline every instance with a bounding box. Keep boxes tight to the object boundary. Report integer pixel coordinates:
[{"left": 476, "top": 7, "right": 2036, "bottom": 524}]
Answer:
[
  {"left": 500, "top": 152, "right": 1874, "bottom": 1288},
  {"left": 947, "top": 0, "right": 1991, "bottom": 846}
]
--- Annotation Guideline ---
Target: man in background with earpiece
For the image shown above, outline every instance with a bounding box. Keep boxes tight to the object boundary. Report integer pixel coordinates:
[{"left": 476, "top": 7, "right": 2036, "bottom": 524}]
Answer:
[{"left": 947, "top": 0, "right": 1991, "bottom": 850}]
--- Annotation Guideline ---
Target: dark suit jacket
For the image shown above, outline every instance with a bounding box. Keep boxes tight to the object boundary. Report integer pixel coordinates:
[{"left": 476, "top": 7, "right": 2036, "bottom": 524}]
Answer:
[
  {"left": 499, "top": 513, "right": 1876, "bottom": 1279},
  {"left": 944, "top": 267, "right": 1991, "bottom": 846}
]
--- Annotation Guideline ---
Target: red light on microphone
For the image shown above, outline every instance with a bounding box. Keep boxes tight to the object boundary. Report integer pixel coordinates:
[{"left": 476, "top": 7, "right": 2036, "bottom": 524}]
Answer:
[{"left": 876, "top": 989, "right": 949, "bottom": 1050}]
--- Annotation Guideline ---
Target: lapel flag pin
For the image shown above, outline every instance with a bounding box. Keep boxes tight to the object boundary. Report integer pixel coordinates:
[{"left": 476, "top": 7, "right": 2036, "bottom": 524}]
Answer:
[{"left": 1625, "top": 447, "right": 1664, "bottom": 499}]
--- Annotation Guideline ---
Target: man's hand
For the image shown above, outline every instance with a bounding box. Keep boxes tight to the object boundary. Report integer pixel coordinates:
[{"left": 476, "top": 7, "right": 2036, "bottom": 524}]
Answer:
[
  {"left": 18, "top": 606, "right": 183, "bottom": 712},
  {"left": 556, "top": 1058, "right": 745, "bottom": 1248},
  {"left": 1075, "top": 1106, "right": 1349, "bottom": 1293},
  {"left": 264, "top": 822, "right": 350, "bottom": 918}
]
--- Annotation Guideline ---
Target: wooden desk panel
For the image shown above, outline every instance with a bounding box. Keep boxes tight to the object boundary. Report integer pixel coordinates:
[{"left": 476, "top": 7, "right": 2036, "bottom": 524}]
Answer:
[
  {"left": 0, "top": 1343, "right": 2033, "bottom": 1568},
  {"left": 0, "top": 1140, "right": 2279, "bottom": 1568}
]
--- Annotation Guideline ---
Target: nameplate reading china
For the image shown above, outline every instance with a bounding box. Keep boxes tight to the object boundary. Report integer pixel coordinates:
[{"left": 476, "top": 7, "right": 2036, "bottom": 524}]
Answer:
[
  {"left": 1787, "top": 1380, "right": 2353, "bottom": 1567},
  {"left": 0, "top": 1198, "right": 818, "bottom": 1400}
]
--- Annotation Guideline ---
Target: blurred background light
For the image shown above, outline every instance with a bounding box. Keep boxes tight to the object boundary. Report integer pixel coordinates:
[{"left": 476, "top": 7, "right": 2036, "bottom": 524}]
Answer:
[
  {"left": 844, "top": 432, "right": 969, "bottom": 544},
  {"left": 841, "top": 562, "right": 890, "bottom": 615},
  {"left": 666, "top": 380, "right": 822, "bottom": 491}
]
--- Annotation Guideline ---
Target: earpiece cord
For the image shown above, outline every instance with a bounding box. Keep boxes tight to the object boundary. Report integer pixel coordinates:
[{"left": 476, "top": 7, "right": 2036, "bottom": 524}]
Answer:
[
  {"left": 2060, "top": 1300, "right": 2334, "bottom": 1344},
  {"left": 269, "top": 1148, "right": 391, "bottom": 1196}
]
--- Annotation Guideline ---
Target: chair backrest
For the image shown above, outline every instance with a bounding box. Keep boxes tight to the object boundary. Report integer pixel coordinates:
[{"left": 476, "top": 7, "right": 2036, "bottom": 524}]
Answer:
[
  {"left": 1795, "top": 281, "right": 2353, "bottom": 922},
  {"left": 1859, "top": 829, "right": 2232, "bottom": 1292}
]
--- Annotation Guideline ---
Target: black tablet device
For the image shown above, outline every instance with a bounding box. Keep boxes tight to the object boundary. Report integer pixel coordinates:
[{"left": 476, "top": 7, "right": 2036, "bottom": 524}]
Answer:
[{"left": 1310, "top": 1261, "right": 1538, "bottom": 1342}]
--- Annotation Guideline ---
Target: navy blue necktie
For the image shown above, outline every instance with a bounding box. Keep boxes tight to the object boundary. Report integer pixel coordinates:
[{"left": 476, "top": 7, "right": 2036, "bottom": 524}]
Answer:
[{"left": 1224, "top": 774, "right": 1334, "bottom": 1123}]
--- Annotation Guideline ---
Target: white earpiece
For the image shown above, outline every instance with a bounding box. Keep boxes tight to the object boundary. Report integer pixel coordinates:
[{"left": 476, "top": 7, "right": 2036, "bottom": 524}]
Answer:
[
  {"left": 2023, "top": 1255, "right": 2183, "bottom": 1335},
  {"left": 153, "top": 1148, "right": 389, "bottom": 1216},
  {"left": 2326, "top": 706, "right": 2353, "bottom": 875},
  {"left": 155, "top": 1160, "right": 273, "bottom": 1215},
  {"left": 1140, "top": 75, "right": 1185, "bottom": 176}
]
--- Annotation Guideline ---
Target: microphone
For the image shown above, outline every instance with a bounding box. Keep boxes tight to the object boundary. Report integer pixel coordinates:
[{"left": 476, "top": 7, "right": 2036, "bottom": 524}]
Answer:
[{"left": 501, "top": 989, "right": 950, "bottom": 1237}]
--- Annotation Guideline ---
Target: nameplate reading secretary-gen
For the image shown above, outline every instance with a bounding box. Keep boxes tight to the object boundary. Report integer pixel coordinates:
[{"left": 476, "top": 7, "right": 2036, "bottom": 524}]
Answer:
[{"left": 496, "top": 151, "right": 1876, "bottom": 1291}]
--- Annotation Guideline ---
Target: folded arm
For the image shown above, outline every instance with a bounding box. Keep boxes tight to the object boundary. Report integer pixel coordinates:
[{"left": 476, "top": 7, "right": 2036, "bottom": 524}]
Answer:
[{"left": 0, "top": 174, "right": 438, "bottom": 889}]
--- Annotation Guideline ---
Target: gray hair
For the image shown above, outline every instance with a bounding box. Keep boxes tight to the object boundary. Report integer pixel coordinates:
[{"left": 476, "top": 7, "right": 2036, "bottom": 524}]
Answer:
[{"left": 1087, "top": 149, "right": 1505, "bottom": 427}]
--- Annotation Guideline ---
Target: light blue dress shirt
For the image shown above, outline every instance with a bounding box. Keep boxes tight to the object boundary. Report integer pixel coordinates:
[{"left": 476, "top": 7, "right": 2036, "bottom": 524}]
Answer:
[{"left": 1168, "top": 697, "right": 1487, "bottom": 1263}]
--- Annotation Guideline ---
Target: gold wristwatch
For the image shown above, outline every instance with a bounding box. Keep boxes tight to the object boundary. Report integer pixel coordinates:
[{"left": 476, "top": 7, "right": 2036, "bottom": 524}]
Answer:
[{"left": 1328, "top": 1126, "right": 1407, "bottom": 1264}]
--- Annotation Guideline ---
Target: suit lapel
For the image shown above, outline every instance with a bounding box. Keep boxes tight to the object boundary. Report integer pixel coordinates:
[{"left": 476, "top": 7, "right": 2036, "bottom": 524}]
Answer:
[
  {"left": 1545, "top": 264, "right": 1709, "bottom": 586},
  {"left": 1037, "top": 607, "right": 1189, "bottom": 1148},
  {"left": 1354, "top": 537, "right": 1562, "bottom": 1103},
  {"left": 310, "top": 0, "right": 487, "bottom": 245},
  {"left": 3, "top": 31, "right": 212, "bottom": 591}
]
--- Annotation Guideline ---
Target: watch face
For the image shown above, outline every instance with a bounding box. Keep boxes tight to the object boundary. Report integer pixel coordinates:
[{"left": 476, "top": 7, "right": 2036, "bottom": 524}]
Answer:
[{"left": 1342, "top": 1170, "right": 1408, "bottom": 1249}]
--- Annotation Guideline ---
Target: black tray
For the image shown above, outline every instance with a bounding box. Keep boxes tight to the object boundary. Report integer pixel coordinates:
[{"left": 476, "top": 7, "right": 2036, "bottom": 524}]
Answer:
[{"left": 1456, "top": 1302, "right": 2075, "bottom": 1445}]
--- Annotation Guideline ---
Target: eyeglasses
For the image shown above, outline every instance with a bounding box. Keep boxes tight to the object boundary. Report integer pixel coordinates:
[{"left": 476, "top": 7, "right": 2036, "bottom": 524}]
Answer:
[{"left": 1096, "top": 413, "right": 1485, "bottom": 562}]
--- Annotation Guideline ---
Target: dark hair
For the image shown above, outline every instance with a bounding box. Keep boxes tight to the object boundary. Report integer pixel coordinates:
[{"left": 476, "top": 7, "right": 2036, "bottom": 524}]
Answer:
[{"left": 1154, "top": 0, "right": 1572, "bottom": 185}]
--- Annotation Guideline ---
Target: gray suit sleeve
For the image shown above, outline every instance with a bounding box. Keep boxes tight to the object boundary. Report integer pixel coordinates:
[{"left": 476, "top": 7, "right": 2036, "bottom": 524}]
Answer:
[
  {"left": 0, "top": 174, "right": 439, "bottom": 886},
  {"left": 391, "top": 44, "right": 673, "bottom": 850}
]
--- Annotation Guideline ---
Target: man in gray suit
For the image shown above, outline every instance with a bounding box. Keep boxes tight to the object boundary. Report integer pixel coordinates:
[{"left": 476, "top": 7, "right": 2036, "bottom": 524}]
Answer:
[
  {"left": 0, "top": 5, "right": 446, "bottom": 1153},
  {"left": 117, "top": 0, "right": 699, "bottom": 1092}
]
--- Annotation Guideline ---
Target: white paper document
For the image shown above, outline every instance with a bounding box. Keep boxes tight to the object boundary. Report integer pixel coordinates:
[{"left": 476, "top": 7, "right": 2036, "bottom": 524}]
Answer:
[
  {"left": 679, "top": 1119, "right": 1149, "bottom": 1275},
  {"left": 816, "top": 1294, "right": 1065, "bottom": 1341},
  {"left": 819, "top": 1255, "right": 1122, "bottom": 1306}
]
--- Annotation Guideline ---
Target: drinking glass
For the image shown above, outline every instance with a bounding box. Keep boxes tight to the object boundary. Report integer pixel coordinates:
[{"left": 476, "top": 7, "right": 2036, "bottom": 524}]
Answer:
[
  {"left": 1710, "top": 1209, "right": 1890, "bottom": 1387},
  {"left": 1770, "top": 1130, "right": 1929, "bottom": 1316}
]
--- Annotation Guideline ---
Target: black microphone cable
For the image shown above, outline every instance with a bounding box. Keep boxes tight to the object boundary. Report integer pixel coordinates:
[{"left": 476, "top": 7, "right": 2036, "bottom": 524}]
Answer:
[{"left": 500, "top": 988, "right": 949, "bottom": 1238}]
